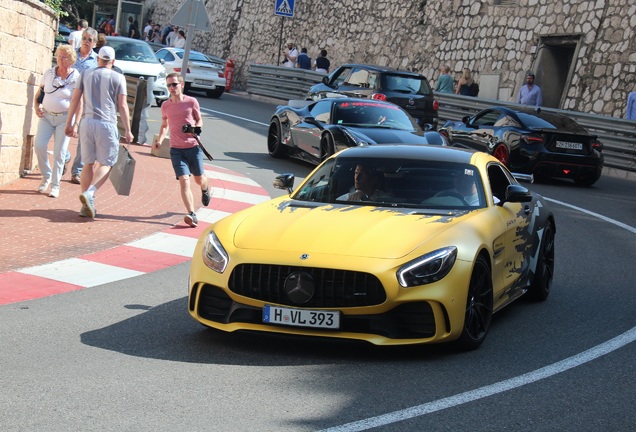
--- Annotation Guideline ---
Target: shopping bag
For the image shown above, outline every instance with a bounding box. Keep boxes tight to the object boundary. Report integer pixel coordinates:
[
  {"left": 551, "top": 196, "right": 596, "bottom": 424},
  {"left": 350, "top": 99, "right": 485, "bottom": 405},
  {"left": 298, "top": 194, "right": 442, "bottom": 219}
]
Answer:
[{"left": 110, "top": 144, "right": 136, "bottom": 195}]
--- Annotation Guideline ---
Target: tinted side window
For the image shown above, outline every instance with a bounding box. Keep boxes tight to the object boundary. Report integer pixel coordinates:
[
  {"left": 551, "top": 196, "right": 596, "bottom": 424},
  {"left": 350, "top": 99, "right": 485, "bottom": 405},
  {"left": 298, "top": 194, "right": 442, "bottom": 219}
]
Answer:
[
  {"left": 345, "top": 68, "right": 371, "bottom": 87},
  {"left": 309, "top": 101, "right": 331, "bottom": 123},
  {"left": 473, "top": 110, "right": 502, "bottom": 127},
  {"left": 330, "top": 67, "right": 353, "bottom": 87}
]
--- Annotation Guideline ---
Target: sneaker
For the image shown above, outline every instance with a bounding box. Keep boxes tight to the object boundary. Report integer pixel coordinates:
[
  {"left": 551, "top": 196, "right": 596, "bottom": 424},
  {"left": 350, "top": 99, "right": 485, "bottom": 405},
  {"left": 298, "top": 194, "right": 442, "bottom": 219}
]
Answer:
[
  {"left": 79, "top": 206, "right": 97, "bottom": 218},
  {"left": 79, "top": 191, "right": 95, "bottom": 218},
  {"left": 71, "top": 174, "right": 81, "bottom": 184},
  {"left": 38, "top": 178, "right": 51, "bottom": 193},
  {"left": 184, "top": 212, "right": 198, "bottom": 227},
  {"left": 201, "top": 187, "right": 211, "bottom": 206},
  {"left": 49, "top": 186, "right": 60, "bottom": 198}
]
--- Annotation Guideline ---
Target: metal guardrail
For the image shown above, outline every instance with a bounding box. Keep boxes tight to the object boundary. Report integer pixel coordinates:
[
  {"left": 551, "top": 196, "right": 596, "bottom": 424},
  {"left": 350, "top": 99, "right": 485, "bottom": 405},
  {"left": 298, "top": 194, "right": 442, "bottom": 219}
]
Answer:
[
  {"left": 248, "top": 64, "right": 325, "bottom": 101},
  {"left": 247, "top": 64, "right": 636, "bottom": 173}
]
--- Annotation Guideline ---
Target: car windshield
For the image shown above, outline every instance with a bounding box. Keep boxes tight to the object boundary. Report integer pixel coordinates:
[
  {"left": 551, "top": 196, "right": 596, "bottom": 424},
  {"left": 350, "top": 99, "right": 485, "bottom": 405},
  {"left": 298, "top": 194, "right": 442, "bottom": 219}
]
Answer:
[
  {"left": 332, "top": 100, "right": 417, "bottom": 130},
  {"left": 382, "top": 74, "right": 432, "bottom": 95},
  {"left": 175, "top": 50, "right": 215, "bottom": 64},
  {"left": 107, "top": 39, "right": 159, "bottom": 64},
  {"left": 293, "top": 157, "right": 486, "bottom": 209}
]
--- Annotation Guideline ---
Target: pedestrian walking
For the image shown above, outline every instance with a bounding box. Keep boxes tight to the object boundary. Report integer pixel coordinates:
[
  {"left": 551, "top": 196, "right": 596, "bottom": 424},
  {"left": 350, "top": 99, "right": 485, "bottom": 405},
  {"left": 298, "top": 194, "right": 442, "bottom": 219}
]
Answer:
[
  {"left": 152, "top": 73, "right": 211, "bottom": 227},
  {"left": 65, "top": 27, "right": 99, "bottom": 184},
  {"left": 64, "top": 46, "right": 134, "bottom": 219},
  {"left": 282, "top": 40, "right": 298, "bottom": 68},
  {"left": 33, "top": 44, "right": 79, "bottom": 198},
  {"left": 68, "top": 19, "right": 88, "bottom": 50},
  {"left": 296, "top": 47, "right": 311, "bottom": 70}
]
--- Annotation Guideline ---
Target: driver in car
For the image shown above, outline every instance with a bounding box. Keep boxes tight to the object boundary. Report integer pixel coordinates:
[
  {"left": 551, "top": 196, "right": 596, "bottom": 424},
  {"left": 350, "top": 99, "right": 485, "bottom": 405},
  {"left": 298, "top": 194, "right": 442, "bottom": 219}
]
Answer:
[{"left": 338, "top": 164, "right": 387, "bottom": 201}]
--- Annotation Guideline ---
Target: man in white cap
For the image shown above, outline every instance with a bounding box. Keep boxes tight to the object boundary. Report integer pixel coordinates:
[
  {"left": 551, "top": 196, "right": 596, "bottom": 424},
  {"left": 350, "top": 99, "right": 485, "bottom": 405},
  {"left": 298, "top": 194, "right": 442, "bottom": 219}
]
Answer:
[
  {"left": 65, "top": 46, "right": 134, "bottom": 219},
  {"left": 282, "top": 40, "right": 298, "bottom": 67}
]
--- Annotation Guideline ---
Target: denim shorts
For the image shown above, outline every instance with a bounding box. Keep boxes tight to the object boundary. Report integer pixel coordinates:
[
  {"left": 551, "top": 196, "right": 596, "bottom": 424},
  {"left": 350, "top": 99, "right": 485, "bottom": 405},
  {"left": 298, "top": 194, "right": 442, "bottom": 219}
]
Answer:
[{"left": 170, "top": 146, "right": 204, "bottom": 179}]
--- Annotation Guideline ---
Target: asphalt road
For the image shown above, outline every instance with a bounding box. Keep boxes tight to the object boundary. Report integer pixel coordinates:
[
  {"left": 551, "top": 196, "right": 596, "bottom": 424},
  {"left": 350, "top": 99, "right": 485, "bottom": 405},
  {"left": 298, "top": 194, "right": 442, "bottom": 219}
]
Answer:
[{"left": 1, "top": 91, "right": 635, "bottom": 431}]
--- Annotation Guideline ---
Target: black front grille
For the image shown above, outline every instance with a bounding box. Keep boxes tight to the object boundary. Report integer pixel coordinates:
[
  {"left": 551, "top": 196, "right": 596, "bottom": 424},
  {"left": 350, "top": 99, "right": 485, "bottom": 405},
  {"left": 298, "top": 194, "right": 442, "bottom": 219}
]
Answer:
[
  {"left": 196, "top": 284, "right": 435, "bottom": 339},
  {"left": 228, "top": 264, "right": 387, "bottom": 308}
]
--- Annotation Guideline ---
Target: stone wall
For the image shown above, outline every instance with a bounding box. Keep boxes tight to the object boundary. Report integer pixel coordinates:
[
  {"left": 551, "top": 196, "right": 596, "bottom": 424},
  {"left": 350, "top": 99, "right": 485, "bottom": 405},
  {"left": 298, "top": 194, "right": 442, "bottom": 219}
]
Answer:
[
  {"left": 0, "top": 0, "right": 56, "bottom": 185},
  {"left": 146, "top": 0, "right": 636, "bottom": 118}
]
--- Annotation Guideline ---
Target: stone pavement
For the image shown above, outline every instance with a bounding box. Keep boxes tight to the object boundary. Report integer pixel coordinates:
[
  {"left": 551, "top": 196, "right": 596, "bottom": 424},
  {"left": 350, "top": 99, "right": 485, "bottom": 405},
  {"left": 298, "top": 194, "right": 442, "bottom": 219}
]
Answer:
[{"left": 0, "top": 136, "right": 270, "bottom": 305}]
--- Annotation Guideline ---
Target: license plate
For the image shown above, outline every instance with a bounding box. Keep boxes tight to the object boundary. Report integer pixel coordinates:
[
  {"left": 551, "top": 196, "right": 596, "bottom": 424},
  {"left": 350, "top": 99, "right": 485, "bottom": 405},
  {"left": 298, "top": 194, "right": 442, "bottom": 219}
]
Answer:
[
  {"left": 195, "top": 79, "right": 215, "bottom": 86},
  {"left": 556, "top": 141, "right": 583, "bottom": 150},
  {"left": 263, "top": 305, "right": 340, "bottom": 329}
]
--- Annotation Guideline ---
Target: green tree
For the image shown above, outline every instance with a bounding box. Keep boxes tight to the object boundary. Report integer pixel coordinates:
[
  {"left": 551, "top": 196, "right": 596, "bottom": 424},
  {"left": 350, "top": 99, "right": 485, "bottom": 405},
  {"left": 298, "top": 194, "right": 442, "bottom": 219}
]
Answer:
[{"left": 43, "top": 0, "right": 93, "bottom": 25}]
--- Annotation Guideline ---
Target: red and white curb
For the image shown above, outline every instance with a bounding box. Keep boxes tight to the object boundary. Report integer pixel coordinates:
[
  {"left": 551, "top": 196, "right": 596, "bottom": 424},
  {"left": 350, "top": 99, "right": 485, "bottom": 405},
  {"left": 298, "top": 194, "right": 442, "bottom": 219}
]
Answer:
[{"left": 0, "top": 166, "right": 270, "bottom": 305}]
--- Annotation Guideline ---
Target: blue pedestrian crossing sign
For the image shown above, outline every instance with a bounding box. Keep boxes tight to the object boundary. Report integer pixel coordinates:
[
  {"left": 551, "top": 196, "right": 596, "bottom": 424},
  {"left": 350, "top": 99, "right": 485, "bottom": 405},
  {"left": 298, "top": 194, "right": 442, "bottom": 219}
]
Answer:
[{"left": 274, "top": 0, "right": 295, "bottom": 17}]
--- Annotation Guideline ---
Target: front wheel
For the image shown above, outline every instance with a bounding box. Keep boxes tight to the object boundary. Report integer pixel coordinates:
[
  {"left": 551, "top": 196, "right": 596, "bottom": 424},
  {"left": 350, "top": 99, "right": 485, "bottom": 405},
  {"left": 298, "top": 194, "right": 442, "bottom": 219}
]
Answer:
[
  {"left": 320, "top": 134, "right": 335, "bottom": 162},
  {"left": 526, "top": 221, "right": 555, "bottom": 301},
  {"left": 492, "top": 143, "right": 509, "bottom": 166},
  {"left": 454, "top": 255, "right": 493, "bottom": 351},
  {"left": 267, "top": 118, "right": 287, "bottom": 158}
]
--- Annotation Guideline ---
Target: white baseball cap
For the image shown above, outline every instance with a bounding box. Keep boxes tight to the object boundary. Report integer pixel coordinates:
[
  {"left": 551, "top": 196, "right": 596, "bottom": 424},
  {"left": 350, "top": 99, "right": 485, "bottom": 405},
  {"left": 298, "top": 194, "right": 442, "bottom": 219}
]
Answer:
[{"left": 98, "top": 46, "right": 116, "bottom": 61}]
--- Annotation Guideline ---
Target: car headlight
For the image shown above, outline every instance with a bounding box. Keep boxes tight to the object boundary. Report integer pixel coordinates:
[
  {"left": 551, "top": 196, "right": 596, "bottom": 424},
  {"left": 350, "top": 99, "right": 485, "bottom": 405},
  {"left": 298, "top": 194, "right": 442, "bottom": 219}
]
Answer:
[
  {"left": 397, "top": 246, "right": 457, "bottom": 287},
  {"left": 202, "top": 231, "right": 229, "bottom": 273}
]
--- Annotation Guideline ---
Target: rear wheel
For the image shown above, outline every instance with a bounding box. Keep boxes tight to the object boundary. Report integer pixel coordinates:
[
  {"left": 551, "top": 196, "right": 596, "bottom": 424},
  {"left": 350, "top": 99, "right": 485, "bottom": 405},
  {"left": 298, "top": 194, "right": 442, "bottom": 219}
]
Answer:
[
  {"left": 526, "top": 220, "right": 555, "bottom": 301},
  {"left": 206, "top": 88, "right": 224, "bottom": 99},
  {"left": 320, "top": 134, "right": 335, "bottom": 162},
  {"left": 454, "top": 255, "right": 493, "bottom": 351},
  {"left": 493, "top": 144, "right": 509, "bottom": 165},
  {"left": 267, "top": 118, "right": 287, "bottom": 158}
]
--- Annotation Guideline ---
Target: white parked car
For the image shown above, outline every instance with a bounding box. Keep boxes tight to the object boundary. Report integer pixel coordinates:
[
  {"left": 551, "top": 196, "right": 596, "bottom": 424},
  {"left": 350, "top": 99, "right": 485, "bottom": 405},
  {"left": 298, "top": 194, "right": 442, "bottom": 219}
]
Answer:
[
  {"left": 155, "top": 47, "right": 225, "bottom": 98},
  {"left": 105, "top": 36, "right": 169, "bottom": 106}
]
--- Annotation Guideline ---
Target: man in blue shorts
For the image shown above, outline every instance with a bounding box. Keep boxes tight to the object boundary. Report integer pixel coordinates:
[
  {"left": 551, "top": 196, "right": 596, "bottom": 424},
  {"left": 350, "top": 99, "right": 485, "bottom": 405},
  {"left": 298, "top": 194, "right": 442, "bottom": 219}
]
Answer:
[
  {"left": 152, "top": 72, "right": 211, "bottom": 227},
  {"left": 65, "top": 46, "right": 133, "bottom": 218}
]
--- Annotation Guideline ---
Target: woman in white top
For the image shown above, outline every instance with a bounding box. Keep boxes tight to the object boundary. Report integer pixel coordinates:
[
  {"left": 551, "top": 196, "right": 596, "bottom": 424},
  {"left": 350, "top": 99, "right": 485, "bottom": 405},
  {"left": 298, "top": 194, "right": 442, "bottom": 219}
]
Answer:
[
  {"left": 174, "top": 30, "right": 186, "bottom": 49},
  {"left": 33, "top": 44, "right": 79, "bottom": 198}
]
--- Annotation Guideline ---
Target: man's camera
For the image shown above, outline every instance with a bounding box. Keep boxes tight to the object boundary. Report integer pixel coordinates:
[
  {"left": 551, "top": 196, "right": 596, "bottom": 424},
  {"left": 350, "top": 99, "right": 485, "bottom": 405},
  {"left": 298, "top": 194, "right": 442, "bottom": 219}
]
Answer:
[{"left": 182, "top": 124, "right": 202, "bottom": 135}]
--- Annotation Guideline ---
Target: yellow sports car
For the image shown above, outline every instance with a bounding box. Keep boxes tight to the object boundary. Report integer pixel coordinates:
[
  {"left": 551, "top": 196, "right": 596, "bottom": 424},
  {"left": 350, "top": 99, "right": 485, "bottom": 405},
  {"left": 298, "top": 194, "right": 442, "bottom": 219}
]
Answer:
[{"left": 188, "top": 145, "right": 555, "bottom": 350}]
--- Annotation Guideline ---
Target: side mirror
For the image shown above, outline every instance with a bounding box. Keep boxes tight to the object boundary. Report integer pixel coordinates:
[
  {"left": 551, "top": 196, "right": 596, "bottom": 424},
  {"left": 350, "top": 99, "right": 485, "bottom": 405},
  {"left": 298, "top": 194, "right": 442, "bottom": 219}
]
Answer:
[
  {"left": 273, "top": 173, "right": 295, "bottom": 194},
  {"left": 462, "top": 115, "right": 470, "bottom": 124},
  {"left": 504, "top": 184, "right": 532, "bottom": 203},
  {"left": 303, "top": 116, "right": 324, "bottom": 129},
  {"left": 322, "top": 76, "right": 330, "bottom": 85}
]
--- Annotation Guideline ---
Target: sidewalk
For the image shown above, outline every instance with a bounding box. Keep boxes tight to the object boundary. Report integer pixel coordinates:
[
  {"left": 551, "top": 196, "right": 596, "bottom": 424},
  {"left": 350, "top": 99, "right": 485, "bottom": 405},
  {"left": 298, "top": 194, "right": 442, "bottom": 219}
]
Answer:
[{"left": 0, "top": 133, "right": 270, "bottom": 304}]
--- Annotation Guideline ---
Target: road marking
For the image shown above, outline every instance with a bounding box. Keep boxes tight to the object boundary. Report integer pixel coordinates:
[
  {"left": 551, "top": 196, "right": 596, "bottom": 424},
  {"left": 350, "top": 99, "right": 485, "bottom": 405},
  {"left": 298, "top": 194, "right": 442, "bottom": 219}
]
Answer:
[
  {"left": 200, "top": 107, "right": 269, "bottom": 126},
  {"left": 320, "top": 197, "right": 636, "bottom": 432},
  {"left": 544, "top": 197, "right": 636, "bottom": 234},
  {"left": 320, "top": 327, "right": 636, "bottom": 432}
]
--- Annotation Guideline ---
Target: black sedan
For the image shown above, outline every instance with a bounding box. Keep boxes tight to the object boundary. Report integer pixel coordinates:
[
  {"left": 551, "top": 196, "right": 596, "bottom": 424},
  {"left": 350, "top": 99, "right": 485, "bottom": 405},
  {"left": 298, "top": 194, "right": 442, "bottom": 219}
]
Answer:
[
  {"left": 267, "top": 98, "right": 447, "bottom": 164},
  {"left": 440, "top": 106, "right": 604, "bottom": 186}
]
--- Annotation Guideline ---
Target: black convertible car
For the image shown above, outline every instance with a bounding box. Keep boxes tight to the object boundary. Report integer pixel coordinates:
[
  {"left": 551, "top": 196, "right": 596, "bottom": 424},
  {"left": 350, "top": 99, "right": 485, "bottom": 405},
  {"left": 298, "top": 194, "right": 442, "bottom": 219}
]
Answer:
[
  {"left": 267, "top": 98, "right": 448, "bottom": 164},
  {"left": 440, "top": 106, "right": 604, "bottom": 186}
]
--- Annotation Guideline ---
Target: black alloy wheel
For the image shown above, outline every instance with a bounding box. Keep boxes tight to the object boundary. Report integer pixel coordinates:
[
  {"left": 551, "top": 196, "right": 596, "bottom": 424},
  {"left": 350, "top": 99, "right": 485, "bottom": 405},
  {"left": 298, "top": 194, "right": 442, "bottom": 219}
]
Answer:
[
  {"left": 526, "top": 220, "right": 555, "bottom": 301},
  {"left": 267, "top": 118, "right": 286, "bottom": 158},
  {"left": 320, "top": 133, "right": 335, "bottom": 162},
  {"left": 454, "top": 255, "right": 493, "bottom": 351}
]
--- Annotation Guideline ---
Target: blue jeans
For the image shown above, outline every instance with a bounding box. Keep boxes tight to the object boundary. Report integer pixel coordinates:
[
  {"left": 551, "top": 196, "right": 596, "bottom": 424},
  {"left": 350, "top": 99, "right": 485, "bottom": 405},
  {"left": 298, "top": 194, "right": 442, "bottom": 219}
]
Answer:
[{"left": 35, "top": 112, "right": 70, "bottom": 188}]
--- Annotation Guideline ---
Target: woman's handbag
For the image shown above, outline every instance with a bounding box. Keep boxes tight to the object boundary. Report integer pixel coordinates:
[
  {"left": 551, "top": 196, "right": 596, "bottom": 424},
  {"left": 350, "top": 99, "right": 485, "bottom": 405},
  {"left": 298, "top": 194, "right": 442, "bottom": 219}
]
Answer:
[
  {"left": 109, "top": 144, "right": 136, "bottom": 195},
  {"left": 36, "top": 86, "right": 45, "bottom": 104}
]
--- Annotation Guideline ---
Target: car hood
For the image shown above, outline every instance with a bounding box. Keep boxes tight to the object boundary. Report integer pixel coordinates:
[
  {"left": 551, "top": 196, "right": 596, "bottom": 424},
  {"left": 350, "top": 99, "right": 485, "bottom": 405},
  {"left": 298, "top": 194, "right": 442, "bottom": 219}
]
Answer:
[
  {"left": 116, "top": 60, "right": 166, "bottom": 78},
  {"left": 231, "top": 200, "right": 465, "bottom": 259},
  {"left": 346, "top": 126, "right": 428, "bottom": 144}
]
